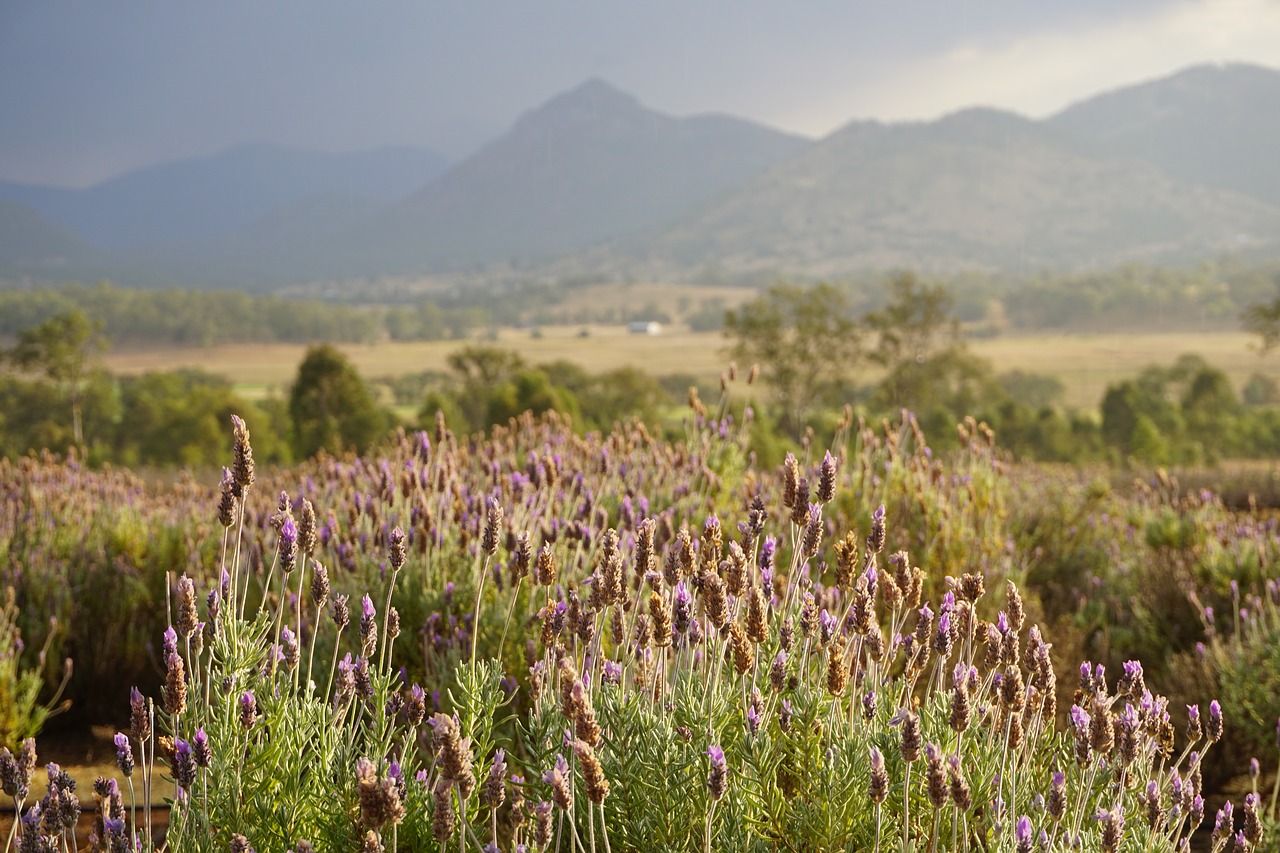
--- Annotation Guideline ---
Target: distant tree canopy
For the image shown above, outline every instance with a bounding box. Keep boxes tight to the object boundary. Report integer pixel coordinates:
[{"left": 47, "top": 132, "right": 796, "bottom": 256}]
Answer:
[
  {"left": 1242, "top": 273, "right": 1280, "bottom": 353},
  {"left": 725, "top": 272, "right": 976, "bottom": 438},
  {"left": 724, "top": 281, "right": 864, "bottom": 436},
  {"left": 4, "top": 309, "right": 107, "bottom": 445},
  {"left": 289, "top": 345, "right": 391, "bottom": 459}
]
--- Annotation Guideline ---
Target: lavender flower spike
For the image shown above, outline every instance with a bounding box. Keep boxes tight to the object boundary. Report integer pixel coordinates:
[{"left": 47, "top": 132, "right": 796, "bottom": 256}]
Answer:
[
  {"left": 1015, "top": 816, "right": 1034, "bottom": 853},
  {"left": 707, "top": 745, "right": 728, "bottom": 801},
  {"left": 113, "top": 732, "right": 134, "bottom": 778}
]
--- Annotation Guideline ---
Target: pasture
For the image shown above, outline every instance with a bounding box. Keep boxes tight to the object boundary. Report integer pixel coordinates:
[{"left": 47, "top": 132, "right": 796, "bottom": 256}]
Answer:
[{"left": 102, "top": 327, "right": 1274, "bottom": 412}]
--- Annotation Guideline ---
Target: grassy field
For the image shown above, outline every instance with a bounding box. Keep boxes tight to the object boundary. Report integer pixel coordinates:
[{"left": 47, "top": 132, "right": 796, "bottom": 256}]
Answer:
[{"left": 103, "top": 327, "right": 1275, "bottom": 412}]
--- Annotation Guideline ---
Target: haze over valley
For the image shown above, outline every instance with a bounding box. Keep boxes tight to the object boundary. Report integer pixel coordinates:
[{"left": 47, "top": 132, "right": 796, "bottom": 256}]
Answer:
[{"left": 3, "top": 61, "right": 1280, "bottom": 292}]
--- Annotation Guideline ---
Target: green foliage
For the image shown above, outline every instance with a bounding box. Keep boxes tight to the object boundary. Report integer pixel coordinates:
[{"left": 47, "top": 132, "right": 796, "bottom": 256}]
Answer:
[
  {"left": 6, "top": 404, "right": 1278, "bottom": 852},
  {"left": 1244, "top": 372, "right": 1280, "bottom": 406},
  {"left": 5, "top": 309, "right": 107, "bottom": 445},
  {"left": 289, "top": 344, "right": 392, "bottom": 459},
  {"left": 113, "top": 370, "right": 290, "bottom": 467},
  {"left": 486, "top": 368, "right": 581, "bottom": 427},
  {"left": 724, "top": 282, "right": 865, "bottom": 437},
  {"left": 0, "top": 587, "right": 71, "bottom": 749}
]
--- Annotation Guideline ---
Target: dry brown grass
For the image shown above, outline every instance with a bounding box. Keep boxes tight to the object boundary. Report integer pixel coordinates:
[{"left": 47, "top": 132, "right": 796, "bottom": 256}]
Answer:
[{"left": 102, "top": 328, "right": 1274, "bottom": 412}]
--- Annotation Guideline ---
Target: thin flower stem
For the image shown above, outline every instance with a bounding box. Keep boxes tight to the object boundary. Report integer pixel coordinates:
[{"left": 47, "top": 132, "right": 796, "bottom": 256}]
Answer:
[
  {"left": 324, "top": 624, "right": 346, "bottom": 702},
  {"left": 127, "top": 776, "right": 138, "bottom": 848},
  {"left": 1271, "top": 754, "right": 1280, "bottom": 818},
  {"left": 145, "top": 699, "right": 155, "bottom": 853},
  {"left": 600, "top": 801, "right": 613, "bottom": 853},
  {"left": 471, "top": 555, "right": 491, "bottom": 670},
  {"left": 293, "top": 553, "right": 309, "bottom": 695},
  {"left": 901, "top": 763, "right": 911, "bottom": 853},
  {"left": 5, "top": 797, "right": 20, "bottom": 849},
  {"left": 379, "top": 565, "right": 400, "bottom": 674},
  {"left": 305, "top": 601, "right": 322, "bottom": 695},
  {"left": 498, "top": 576, "right": 523, "bottom": 660},
  {"left": 588, "top": 797, "right": 597, "bottom": 853}
]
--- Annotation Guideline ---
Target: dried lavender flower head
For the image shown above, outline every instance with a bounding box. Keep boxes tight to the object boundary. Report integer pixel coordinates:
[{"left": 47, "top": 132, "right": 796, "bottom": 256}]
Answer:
[
  {"left": 817, "top": 451, "right": 839, "bottom": 503},
  {"left": 310, "top": 561, "right": 330, "bottom": 610},
  {"left": 175, "top": 576, "right": 198, "bottom": 640},
  {"left": 299, "top": 498, "right": 318, "bottom": 557},
  {"left": 482, "top": 496, "right": 503, "bottom": 556},
  {"left": 230, "top": 415, "right": 255, "bottom": 496},
  {"left": 332, "top": 593, "right": 351, "bottom": 630},
  {"left": 868, "top": 747, "right": 889, "bottom": 804},
  {"left": 385, "top": 525, "right": 407, "bottom": 573},
  {"left": 217, "top": 467, "right": 237, "bottom": 528}
]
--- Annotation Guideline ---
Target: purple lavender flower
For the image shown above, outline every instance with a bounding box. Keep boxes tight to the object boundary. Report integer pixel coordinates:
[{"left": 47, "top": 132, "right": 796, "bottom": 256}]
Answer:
[
  {"left": 192, "top": 728, "right": 212, "bottom": 768},
  {"left": 602, "top": 660, "right": 622, "bottom": 685},
  {"left": 173, "top": 739, "right": 197, "bottom": 789},
  {"left": 1015, "top": 816, "right": 1034, "bottom": 853},
  {"left": 1212, "top": 802, "right": 1234, "bottom": 848},
  {"left": 278, "top": 516, "right": 298, "bottom": 574},
  {"left": 707, "top": 745, "right": 728, "bottom": 801},
  {"left": 240, "top": 692, "right": 258, "bottom": 730},
  {"left": 360, "top": 594, "right": 378, "bottom": 656},
  {"left": 113, "top": 732, "right": 134, "bottom": 778},
  {"left": 868, "top": 747, "right": 888, "bottom": 804},
  {"left": 1070, "top": 705, "right": 1092, "bottom": 765},
  {"left": 1208, "top": 700, "right": 1223, "bottom": 742},
  {"left": 543, "top": 755, "right": 572, "bottom": 811},
  {"left": 818, "top": 609, "right": 837, "bottom": 645}
]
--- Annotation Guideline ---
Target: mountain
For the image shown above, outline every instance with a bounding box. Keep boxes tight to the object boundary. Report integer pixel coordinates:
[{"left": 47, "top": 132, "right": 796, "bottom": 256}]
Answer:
[
  {"left": 4, "top": 66, "right": 1280, "bottom": 287},
  {"left": 0, "top": 202, "right": 153, "bottom": 282},
  {"left": 324, "top": 78, "right": 812, "bottom": 275},
  {"left": 0, "top": 143, "right": 450, "bottom": 250},
  {"left": 592, "top": 106, "right": 1280, "bottom": 277},
  {"left": 1049, "top": 63, "right": 1280, "bottom": 208}
]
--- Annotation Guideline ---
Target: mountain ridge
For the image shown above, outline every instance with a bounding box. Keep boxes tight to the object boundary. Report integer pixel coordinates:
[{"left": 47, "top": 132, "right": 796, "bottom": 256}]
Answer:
[{"left": 3, "top": 62, "right": 1280, "bottom": 288}]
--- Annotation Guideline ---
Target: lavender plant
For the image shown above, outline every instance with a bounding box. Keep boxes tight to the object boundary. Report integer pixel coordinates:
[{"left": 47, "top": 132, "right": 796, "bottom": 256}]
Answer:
[
  {"left": 0, "top": 585, "right": 70, "bottom": 750},
  {"left": 1, "top": 394, "right": 1270, "bottom": 852}
]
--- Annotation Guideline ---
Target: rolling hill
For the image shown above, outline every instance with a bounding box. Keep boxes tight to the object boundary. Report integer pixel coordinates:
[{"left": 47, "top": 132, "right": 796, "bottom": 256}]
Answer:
[{"left": 589, "top": 104, "right": 1280, "bottom": 278}]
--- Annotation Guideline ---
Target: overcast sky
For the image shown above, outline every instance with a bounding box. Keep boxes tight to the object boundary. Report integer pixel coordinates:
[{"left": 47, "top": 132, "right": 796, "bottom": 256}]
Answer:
[{"left": 2, "top": 0, "right": 1279, "bottom": 187}]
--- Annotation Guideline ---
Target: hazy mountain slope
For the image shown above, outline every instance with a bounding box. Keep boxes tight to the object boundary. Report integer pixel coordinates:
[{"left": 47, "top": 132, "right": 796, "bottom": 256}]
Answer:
[
  {"left": 1049, "top": 63, "right": 1280, "bottom": 208},
  {"left": 605, "top": 107, "right": 1280, "bottom": 276},
  {"left": 0, "top": 202, "right": 151, "bottom": 281},
  {"left": 0, "top": 144, "right": 450, "bottom": 250},
  {"left": 330, "top": 79, "right": 813, "bottom": 274}
]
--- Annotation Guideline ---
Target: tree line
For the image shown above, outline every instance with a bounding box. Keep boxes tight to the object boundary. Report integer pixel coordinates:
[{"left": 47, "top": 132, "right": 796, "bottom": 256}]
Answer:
[
  {"left": 4, "top": 257, "right": 1280, "bottom": 348},
  {"left": 726, "top": 273, "right": 1280, "bottom": 466},
  {"left": 6, "top": 276, "right": 1280, "bottom": 470}
]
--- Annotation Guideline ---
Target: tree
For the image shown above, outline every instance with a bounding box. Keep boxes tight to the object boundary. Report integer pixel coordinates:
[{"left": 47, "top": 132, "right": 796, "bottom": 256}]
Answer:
[
  {"left": 864, "top": 272, "right": 960, "bottom": 369},
  {"left": 446, "top": 345, "right": 526, "bottom": 430},
  {"left": 724, "top": 283, "right": 864, "bottom": 437},
  {"left": 1243, "top": 285, "right": 1280, "bottom": 353},
  {"left": 289, "top": 345, "right": 389, "bottom": 459},
  {"left": 5, "top": 310, "right": 107, "bottom": 446},
  {"left": 486, "top": 369, "right": 580, "bottom": 427}
]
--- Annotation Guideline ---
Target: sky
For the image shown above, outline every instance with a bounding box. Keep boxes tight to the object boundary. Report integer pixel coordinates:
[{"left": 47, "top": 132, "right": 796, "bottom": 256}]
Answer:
[{"left": 2, "top": 0, "right": 1279, "bottom": 187}]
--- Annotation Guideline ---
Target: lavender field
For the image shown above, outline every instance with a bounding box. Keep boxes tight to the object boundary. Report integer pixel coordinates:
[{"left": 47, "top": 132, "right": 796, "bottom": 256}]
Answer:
[{"left": 3, "top": 391, "right": 1280, "bottom": 852}]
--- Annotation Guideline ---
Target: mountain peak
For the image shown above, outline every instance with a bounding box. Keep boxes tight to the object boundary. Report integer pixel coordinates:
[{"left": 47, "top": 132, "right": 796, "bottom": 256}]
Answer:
[{"left": 512, "top": 78, "right": 649, "bottom": 132}]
